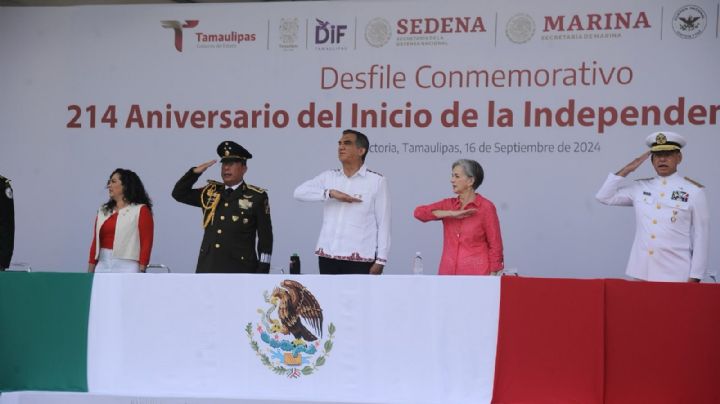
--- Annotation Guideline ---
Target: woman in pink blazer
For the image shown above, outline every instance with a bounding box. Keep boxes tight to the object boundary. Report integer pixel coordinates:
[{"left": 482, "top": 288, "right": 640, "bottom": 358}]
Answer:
[{"left": 414, "top": 159, "right": 504, "bottom": 275}]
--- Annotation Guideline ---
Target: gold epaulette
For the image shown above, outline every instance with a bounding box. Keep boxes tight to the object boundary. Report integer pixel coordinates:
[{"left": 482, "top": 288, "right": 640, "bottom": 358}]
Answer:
[
  {"left": 246, "top": 183, "right": 267, "bottom": 194},
  {"left": 206, "top": 179, "right": 224, "bottom": 187},
  {"left": 684, "top": 176, "right": 705, "bottom": 188}
]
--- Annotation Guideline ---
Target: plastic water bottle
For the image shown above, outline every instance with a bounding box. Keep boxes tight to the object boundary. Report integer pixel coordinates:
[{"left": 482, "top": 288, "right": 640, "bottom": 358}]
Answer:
[
  {"left": 289, "top": 253, "right": 301, "bottom": 275},
  {"left": 412, "top": 252, "right": 423, "bottom": 275}
]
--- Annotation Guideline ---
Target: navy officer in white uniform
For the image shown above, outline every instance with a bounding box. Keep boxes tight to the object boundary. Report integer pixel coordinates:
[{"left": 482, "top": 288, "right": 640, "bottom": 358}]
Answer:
[{"left": 596, "top": 131, "right": 709, "bottom": 282}]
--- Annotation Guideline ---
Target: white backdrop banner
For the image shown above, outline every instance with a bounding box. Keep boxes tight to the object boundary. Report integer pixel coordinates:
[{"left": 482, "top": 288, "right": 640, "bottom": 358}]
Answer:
[{"left": 0, "top": 0, "right": 718, "bottom": 277}]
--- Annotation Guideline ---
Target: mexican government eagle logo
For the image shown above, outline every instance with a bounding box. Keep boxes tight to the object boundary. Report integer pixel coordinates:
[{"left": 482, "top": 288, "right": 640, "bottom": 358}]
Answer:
[{"left": 246, "top": 279, "right": 336, "bottom": 378}]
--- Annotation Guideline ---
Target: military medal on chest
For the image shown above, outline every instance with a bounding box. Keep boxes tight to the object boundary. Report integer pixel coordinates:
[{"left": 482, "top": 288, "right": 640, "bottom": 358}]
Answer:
[{"left": 239, "top": 198, "right": 253, "bottom": 209}]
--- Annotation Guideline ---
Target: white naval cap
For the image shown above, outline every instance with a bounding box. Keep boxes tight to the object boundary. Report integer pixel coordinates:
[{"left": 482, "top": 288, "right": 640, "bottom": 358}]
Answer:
[{"left": 646, "top": 131, "right": 686, "bottom": 152}]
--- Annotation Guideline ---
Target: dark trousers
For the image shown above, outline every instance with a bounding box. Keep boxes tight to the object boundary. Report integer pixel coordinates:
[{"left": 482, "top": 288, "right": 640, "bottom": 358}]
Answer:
[{"left": 318, "top": 256, "right": 373, "bottom": 275}]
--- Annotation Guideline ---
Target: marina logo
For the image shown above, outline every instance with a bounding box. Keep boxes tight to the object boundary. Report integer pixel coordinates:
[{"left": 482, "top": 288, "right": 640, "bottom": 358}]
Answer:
[
  {"left": 672, "top": 5, "right": 706, "bottom": 39},
  {"left": 542, "top": 11, "right": 651, "bottom": 31},
  {"left": 506, "top": 13, "right": 535, "bottom": 44},
  {"left": 540, "top": 11, "right": 650, "bottom": 41},
  {"left": 365, "top": 17, "right": 392, "bottom": 48},
  {"left": 161, "top": 20, "right": 199, "bottom": 52}
]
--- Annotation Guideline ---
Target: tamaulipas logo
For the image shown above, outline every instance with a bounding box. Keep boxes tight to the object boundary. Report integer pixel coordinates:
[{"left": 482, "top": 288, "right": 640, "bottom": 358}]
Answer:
[
  {"left": 246, "top": 279, "right": 336, "bottom": 378},
  {"left": 161, "top": 20, "right": 199, "bottom": 52}
]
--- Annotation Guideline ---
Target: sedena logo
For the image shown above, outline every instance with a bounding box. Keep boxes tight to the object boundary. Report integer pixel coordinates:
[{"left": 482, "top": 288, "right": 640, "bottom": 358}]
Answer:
[{"left": 161, "top": 20, "right": 199, "bottom": 52}]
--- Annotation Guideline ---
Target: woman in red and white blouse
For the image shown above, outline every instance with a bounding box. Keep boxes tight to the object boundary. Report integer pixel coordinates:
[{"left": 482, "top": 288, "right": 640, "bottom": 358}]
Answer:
[
  {"left": 414, "top": 159, "right": 504, "bottom": 276},
  {"left": 88, "top": 168, "right": 154, "bottom": 273}
]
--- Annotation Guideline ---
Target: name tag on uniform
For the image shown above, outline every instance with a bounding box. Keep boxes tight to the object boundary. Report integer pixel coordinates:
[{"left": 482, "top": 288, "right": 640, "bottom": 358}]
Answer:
[{"left": 643, "top": 191, "right": 651, "bottom": 196}]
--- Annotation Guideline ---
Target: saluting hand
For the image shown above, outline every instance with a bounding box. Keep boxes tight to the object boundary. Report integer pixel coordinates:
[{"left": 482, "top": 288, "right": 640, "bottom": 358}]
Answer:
[
  {"left": 193, "top": 160, "right": 217, "bottom": 174},
  {"left": 616, "top": 151, "right": 650, "bottom": 177},
  {"left": 329, "top": 189, "right": 362, "bottom": 203}
]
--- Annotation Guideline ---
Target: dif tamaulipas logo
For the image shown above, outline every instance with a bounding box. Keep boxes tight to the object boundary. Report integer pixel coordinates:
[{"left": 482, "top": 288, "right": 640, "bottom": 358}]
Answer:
[
  {"left": 394, "top": 16, "right": 488, "bottom": 47},
  {"left": 246, "top": 279, "right": 336, "bottom": 378},
  {"left": 314, "top": 18, "right": 349, "bottom": 51},
  {"left": 161, "top": 19, "right": 256, "bottom": 52},
  {"left": 539, "top": 10, "right": 652, "bottom": 41}
]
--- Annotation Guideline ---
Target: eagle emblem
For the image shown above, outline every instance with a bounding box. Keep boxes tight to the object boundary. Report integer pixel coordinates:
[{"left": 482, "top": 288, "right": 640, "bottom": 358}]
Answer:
[
  {"left": 247, "top": 280, "right": 336, "bottom": 378},
  {"left": 678, "top": 15, "right": 701, "bottom": 31},
  {"left": 672, "top": 5, "right": 707, "bottom": 39}
]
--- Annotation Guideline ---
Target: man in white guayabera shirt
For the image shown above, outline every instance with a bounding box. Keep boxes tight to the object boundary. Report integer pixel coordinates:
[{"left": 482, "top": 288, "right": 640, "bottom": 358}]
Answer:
[
  {"left": 596, "top": 131, "right": 709, "bottom": 282},
  {"left": 294, "top": 129, "right": 390, "bottom": 275}
]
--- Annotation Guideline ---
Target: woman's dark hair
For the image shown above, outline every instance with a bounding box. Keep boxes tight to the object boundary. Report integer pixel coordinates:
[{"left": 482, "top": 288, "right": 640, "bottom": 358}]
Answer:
[{"left": 103, "top": 168, "right": 153, "bottom": 213}]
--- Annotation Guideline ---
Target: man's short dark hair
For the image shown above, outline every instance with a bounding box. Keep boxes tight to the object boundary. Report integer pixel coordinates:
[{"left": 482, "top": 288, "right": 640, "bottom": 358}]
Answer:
[{"left": 343, "top": 129, "right": 369, "bottom": 162}]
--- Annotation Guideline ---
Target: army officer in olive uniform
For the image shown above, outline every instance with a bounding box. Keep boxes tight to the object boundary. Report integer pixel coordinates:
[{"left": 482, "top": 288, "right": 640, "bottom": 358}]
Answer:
[
  {"left": 0, "top": 175, "right": 14, "bottom": 270},
  {"left": 172, "top": 141, "right": 273, "bottom": 273}
]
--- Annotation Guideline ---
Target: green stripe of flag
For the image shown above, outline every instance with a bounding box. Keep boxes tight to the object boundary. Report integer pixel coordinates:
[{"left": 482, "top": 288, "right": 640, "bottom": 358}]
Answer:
[{"left": 0, "top": 272, "right": 93, "bottom": 392}]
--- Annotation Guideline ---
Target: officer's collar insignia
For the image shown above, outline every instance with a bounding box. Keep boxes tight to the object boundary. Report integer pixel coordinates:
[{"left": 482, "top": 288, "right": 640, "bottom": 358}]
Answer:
[
  {"left": 239, "top": 199, "right": 253, "bottom": 209},
  {"left": 656, "top": 133, "right": 667, "bottom": 144}
]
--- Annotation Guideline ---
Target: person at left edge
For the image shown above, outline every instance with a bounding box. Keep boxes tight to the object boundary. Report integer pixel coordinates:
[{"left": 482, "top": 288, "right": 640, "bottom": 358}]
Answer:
[
  {"left": 172, "top": 141, "right": 273, "bottom": 273},
  {"left": 0, "top": 174, "right": 14, "bottom": 270},
  {"left": 88, "top": 169, "right": 154, "bottom": 273}
]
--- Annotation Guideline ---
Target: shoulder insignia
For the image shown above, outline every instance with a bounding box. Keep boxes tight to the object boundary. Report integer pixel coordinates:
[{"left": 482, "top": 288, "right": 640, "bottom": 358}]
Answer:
[
  {"left": 202, "top": 180, "right": 223, "bottom": 194},
  {"left": 367, "top": 169, "right": 384, "bottom": 177},
  {"left": 684, "top": 176, "right": 705, "bottom": 188},
  {"left": 246, "top": 184, "right": 267, "bottom": 194}
]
